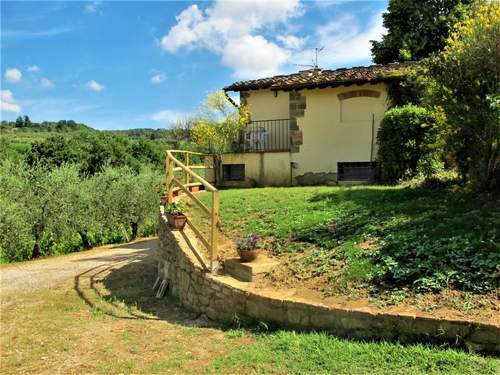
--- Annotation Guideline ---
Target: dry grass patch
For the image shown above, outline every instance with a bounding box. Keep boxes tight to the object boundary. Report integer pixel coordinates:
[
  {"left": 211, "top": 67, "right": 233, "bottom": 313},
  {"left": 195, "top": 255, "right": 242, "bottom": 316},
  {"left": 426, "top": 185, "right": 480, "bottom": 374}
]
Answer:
[{"left": 0, "top": 254, "right": 247, "bottom": 374}]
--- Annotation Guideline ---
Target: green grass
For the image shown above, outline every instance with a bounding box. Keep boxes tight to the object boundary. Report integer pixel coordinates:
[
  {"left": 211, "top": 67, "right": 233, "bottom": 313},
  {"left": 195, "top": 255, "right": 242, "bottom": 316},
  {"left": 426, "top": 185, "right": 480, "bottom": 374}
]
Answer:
[
  {"left": 197, "top": 185, "right": 499, "bottom": 293},
  {"left": 210, "top": 331, "right": 499, "bottom": 374}
]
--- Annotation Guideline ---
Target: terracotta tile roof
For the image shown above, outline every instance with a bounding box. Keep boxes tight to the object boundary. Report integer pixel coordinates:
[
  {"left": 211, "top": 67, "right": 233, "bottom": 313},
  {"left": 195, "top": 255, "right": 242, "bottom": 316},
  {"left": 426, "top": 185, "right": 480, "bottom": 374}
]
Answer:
[{"left": 224, "top": 63, "right": 412, "bottom": 92}]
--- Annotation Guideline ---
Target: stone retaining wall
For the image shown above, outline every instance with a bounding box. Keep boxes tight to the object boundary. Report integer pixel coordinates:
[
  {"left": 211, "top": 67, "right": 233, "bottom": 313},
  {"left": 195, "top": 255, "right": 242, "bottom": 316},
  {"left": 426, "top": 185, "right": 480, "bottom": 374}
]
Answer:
[{"left": 157, "top": 208, "right": 499, "bottom": 353}]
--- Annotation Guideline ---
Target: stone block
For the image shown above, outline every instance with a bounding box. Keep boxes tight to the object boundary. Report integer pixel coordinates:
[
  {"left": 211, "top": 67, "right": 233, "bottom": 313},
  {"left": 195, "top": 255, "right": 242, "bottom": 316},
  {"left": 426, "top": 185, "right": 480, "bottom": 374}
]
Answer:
[
  {"left": 468, "top": 327, "right": 500, "bottom": 344},
  {"left": 225, "top": 257, "right": 279, "bottom": 282}
]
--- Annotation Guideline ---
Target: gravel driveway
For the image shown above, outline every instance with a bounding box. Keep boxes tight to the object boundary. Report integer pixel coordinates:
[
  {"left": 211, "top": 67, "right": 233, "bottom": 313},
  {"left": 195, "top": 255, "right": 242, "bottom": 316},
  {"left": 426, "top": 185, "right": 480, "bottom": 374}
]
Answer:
[{"left": 0, "top": 238, "right": 157, "bottom": 300}]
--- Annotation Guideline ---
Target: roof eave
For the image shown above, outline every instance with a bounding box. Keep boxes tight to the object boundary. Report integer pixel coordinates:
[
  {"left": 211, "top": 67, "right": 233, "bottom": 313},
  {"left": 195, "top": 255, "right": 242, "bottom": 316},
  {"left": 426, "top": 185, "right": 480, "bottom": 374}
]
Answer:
[{"left": 224, "top": 75, "right": 403, "bottom": 92}]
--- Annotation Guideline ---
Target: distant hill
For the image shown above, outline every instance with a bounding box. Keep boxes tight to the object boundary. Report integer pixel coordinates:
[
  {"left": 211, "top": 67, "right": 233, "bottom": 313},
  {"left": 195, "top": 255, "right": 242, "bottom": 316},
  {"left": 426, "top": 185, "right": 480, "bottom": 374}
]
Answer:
[
  {"left": 1, "top": 118, "right": 175, "bottom": 147},
  {"left": 1, "top": 119, "right": 94, "bottom": 133},
  {"left": 106, "top": 128, "right": 171, "bottom": 140}
]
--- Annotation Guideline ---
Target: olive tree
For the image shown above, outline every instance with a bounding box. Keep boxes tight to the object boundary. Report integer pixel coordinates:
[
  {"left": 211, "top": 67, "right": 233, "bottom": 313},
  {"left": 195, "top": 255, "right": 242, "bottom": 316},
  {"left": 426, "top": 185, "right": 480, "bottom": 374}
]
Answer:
[
  {"left": 0, "top": 161, "right": 78, "bottom": 259},
  {"left": 96, "top": 166, "right": 159, "bottom": 241}
]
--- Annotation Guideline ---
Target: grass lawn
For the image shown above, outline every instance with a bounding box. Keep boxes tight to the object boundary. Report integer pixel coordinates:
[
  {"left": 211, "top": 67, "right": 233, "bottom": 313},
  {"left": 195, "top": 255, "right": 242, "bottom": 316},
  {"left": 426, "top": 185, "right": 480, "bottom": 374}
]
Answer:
[
  {"left": 191, "top": 185, "right": 499, "bottom": 310},
  {"left": 1, "top": 250, "right": 498, "bottom": 374}
]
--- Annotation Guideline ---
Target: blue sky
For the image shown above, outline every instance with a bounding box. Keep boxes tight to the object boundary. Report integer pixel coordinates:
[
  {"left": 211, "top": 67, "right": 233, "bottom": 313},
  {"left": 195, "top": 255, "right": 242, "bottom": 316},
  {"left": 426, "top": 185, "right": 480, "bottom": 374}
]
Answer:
[{"left": 1, "top": 0, "right": 388, "bottom": 130}]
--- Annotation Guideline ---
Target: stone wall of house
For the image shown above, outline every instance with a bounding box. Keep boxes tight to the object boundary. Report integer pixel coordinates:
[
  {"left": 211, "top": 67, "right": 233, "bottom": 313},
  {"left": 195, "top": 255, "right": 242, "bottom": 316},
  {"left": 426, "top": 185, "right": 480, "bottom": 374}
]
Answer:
[
  {"left": 289, "top": 91, "right": 305, "bottom": 154},
  {"left": 157, "top": 207, "right": 500, "bottom": 353}
]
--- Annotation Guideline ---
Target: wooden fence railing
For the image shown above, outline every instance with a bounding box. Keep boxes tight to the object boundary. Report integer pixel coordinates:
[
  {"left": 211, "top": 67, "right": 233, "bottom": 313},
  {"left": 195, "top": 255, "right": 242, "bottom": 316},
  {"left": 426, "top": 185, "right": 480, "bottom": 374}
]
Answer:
[{"left": 165, "top": 150, "right": 219, "bottom": 271}]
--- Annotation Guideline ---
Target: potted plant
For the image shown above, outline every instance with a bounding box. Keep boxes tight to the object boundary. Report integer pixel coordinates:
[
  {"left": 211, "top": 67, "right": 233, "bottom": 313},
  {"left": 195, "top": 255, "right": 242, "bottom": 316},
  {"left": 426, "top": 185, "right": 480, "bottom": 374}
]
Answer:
[
  {"left": 159, "top": 186, "right": 169, "bottom": 204},
  {"left": 236, "top": 233, "right": 261, "bottom": 262},
  {"left": 165, "top": 201, "right": 187, "bottom": 230}
]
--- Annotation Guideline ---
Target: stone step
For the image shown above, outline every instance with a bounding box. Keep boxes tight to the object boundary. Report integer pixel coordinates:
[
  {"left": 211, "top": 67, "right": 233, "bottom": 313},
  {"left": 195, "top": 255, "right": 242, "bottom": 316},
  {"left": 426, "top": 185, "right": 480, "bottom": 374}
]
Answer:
[{"left": 224, "top": 256, "right": 279, "bottom": 282}]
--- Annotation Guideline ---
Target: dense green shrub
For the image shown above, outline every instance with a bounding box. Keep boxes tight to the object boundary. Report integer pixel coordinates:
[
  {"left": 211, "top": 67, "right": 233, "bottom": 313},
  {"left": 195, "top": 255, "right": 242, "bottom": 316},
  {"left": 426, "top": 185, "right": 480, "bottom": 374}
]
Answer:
[
  {"left": 27, "top": 132, "right": 168, "bottom": 175},
  {"left": 415, "top": 2, "right": 500, "bottom": 192},
  {"left": 377, "top": 105, "right": 441, "bottom": 182}
]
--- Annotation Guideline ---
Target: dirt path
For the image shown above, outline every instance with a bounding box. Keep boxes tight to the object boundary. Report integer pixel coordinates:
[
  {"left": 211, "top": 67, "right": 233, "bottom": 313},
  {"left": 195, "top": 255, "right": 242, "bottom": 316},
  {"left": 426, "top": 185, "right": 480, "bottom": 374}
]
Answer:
[{"left": 0, "top": 238, "right": 157, "bottom": 300}]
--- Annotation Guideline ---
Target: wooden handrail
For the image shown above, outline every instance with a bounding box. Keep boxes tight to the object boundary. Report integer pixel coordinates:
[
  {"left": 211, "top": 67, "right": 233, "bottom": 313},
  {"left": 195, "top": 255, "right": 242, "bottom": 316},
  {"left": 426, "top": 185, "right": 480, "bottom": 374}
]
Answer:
[
  {"left": 165, "top": 149, "right": 219, "bottom": 272},
  {"left": 167, "top": 151, "right": 217, "bottom": 192}
]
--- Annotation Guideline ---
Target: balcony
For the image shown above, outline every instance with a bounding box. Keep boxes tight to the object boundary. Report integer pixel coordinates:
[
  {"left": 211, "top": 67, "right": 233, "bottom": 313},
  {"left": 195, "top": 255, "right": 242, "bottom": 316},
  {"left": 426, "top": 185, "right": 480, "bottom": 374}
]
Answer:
[{"left": 231, "top": 119, "right": 290, "bottom": 153}]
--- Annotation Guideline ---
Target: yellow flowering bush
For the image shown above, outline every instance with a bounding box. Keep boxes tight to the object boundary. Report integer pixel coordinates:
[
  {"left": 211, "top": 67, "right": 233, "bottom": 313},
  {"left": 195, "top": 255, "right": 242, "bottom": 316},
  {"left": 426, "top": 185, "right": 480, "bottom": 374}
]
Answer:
[
  {"left": 420, "top": 1, "right": 499, "bottom": 192},
  {"left": 191, "top": 91, "right": 250, "bottom": 155}
]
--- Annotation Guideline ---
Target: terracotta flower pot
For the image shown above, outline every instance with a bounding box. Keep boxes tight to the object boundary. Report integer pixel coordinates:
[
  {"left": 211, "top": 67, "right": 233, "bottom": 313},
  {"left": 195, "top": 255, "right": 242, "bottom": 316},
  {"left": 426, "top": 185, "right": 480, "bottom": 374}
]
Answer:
[
  {"left": 189, "top": 186, "right": 199, "bottom": 193},
  {"left": 239, "top": 249, "right": 261, "bottom": 263},
  {"left": 167, "top": 213, "right": 187, "bottom": 230}
]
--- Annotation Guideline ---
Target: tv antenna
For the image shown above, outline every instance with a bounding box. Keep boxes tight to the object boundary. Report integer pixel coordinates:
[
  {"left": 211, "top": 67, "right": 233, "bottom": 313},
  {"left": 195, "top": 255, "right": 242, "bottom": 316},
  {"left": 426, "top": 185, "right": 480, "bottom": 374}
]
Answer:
[{"left": 294, "top": 47, "right": 325, "bottom": 69}]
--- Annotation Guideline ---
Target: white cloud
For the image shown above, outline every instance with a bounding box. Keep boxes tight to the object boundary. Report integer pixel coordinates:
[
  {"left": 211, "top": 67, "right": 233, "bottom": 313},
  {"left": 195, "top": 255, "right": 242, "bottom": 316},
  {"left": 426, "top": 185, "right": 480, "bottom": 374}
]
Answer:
[
  {"left": 4, "top": 68, "right": 22, "bottom": 83},
  {"left": 293, "top": 12, "right": 385, "bottom": 67},
  {"left": 27, "top": 65, "right": 40, "bottom": 73},
  {"left": 222, "top": 35, "right": 290, "bottom": 78},
  {"left": 277, "top": 35, "right": 306, "bottom": 50},
  {"left": 0, "top": 90, "right": 21, "bottom": 113},
  {"left": 161, "top": 2, "right": 386, "bottom": 78},
  {"left": 152, "top": 110, "right": 189, "bottom": 125},
  {"left": 40, "top": 77, "right": 54, "bottom": 88},
  {"left": 161, "top": 5, "right": 204, "bottom": 53},
  {"left": 86, "top": 80, "right": 104, "bottom": 92},
  {"left": 2, "top": 27, "right": 77, "bottom": 38},
  {"left": 151, "top": 73, "right": 166, "bottom": 84},
  {"left": 84, "top": 1, "right": 102, "bottom": 13},
  {"left": 160, "top": 0, "right": 302, "bottom": 78}
]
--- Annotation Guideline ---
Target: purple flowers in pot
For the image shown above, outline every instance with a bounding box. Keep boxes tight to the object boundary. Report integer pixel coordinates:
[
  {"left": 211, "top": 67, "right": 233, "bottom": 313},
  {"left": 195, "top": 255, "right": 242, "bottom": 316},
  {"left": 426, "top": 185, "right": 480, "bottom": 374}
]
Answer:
[{"left": 236, "top": 233, "right": 261, "bottom": 250}]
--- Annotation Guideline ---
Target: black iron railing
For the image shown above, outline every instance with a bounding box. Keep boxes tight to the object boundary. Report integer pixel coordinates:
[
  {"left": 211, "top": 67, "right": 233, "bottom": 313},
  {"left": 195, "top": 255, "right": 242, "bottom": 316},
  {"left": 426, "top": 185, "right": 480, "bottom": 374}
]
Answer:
[{"left": 231, "top": 119, "right": 290, "bottom": 152}]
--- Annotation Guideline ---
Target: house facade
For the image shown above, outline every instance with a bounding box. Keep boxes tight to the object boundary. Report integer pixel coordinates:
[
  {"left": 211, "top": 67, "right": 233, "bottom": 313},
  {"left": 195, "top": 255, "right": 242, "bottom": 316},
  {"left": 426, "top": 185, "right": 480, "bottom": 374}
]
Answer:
[{"left": 221, "top": 63, "right": 408, "bottom": 187}]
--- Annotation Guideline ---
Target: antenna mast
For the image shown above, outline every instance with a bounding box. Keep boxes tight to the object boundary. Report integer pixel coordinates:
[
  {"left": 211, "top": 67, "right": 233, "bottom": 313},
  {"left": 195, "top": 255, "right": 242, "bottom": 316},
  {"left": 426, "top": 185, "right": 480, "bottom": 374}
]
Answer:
[
  {"left": 314, "top": 47, "right": 324, "bottom": 68},
  {"left": 294, "top": 47, "right": 325, "bottom": 69}
]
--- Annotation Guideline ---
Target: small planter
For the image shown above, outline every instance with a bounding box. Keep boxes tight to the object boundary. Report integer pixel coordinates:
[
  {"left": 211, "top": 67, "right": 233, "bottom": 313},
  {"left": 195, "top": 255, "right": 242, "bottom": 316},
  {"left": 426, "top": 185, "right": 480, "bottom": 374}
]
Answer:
[
  {"left": 167, "top": 213, "right": 187, "bottom": 230},
  {"left": 239, "top": 249, "right": 261, "bottom": 263},
  {"left": 189, "top": 186, "right": 200, "bottom": 193}
]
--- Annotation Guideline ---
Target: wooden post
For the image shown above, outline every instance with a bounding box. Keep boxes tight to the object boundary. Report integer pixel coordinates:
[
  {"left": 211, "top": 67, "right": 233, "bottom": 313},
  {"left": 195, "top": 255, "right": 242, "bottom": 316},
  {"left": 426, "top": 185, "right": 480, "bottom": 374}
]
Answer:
[
  {"left": 166, "top": 154, "right": 173, "bottom": 202},
  {"left": 210, "top": 190, "right": 220, "bottom": 271},
  {"left": 165, "top": 152, "right": 169, "bottom": 192},
  {"left": 185, "top": 152, "right": 190, "bottom": 185}
]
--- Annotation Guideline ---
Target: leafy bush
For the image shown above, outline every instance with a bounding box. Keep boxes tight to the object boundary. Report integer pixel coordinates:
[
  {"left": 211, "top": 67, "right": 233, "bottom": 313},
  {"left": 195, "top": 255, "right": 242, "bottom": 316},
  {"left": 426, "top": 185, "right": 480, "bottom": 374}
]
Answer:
[
  {"left": 416, "top": 1, "right": 500, "bottom": 192},
  {"left": 377, "top": 104, "right": 441, "bottom": 182}
]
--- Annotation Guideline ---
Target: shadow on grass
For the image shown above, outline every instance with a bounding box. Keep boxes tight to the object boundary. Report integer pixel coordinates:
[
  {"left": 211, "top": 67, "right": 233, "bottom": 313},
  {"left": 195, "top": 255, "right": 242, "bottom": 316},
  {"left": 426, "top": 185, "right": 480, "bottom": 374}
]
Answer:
[
  {"left": 298, "top": 186, "right": 500, "bottom": 292},
  {"left": 73, "top": 239, "right": 205, "bottom": 325}
]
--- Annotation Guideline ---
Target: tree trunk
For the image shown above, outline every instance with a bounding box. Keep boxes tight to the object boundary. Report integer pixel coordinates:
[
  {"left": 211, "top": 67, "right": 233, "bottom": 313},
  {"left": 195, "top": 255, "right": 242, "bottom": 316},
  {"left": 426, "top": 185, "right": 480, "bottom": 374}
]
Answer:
[
  {"left": 79, "top": 230, "right": 93, "bottom": 250},
  {"left": 32, "top": 240, "right": 41, "bottom": 259},
  {"left": 213, "top": 155, "right": 222, "bottom": 187},
  {"left": 131, "top": 222, "right": 138, "bottom": 240}
]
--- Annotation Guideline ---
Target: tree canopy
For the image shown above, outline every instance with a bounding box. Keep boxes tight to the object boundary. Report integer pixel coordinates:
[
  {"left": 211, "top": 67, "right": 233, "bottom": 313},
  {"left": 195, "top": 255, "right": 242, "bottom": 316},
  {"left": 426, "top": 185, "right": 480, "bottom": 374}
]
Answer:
[{"left": 371, "top": 0, "right": 473, "bottom": 64}]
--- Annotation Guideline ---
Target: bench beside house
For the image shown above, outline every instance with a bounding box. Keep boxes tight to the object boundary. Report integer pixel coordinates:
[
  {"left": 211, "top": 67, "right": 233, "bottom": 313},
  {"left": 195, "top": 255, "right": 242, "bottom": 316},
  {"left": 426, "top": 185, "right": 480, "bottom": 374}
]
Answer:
[{"left": 221, "top": 63, "right": 410, "bottom": 187}]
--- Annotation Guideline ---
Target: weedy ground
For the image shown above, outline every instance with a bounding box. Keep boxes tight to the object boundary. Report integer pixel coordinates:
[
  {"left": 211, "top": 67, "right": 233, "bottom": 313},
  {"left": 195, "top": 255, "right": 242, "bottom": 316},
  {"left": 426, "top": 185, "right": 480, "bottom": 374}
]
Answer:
[{"left": 189, "top": 185, "right": 499, "bottom": 319}]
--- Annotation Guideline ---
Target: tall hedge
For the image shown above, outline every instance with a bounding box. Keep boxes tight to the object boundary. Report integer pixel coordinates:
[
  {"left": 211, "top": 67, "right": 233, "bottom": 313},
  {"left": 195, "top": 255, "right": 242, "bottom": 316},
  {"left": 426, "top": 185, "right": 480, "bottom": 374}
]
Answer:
[{"left": 377, "top": 105, "right": 440, "bottom": 182}]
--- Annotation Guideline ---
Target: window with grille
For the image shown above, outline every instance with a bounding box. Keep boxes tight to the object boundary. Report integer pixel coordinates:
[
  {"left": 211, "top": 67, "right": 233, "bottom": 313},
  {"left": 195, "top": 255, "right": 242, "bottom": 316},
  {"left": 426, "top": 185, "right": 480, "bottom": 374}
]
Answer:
[{"left": 338, "top": 162, "right": 377, "bottom": 181}]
